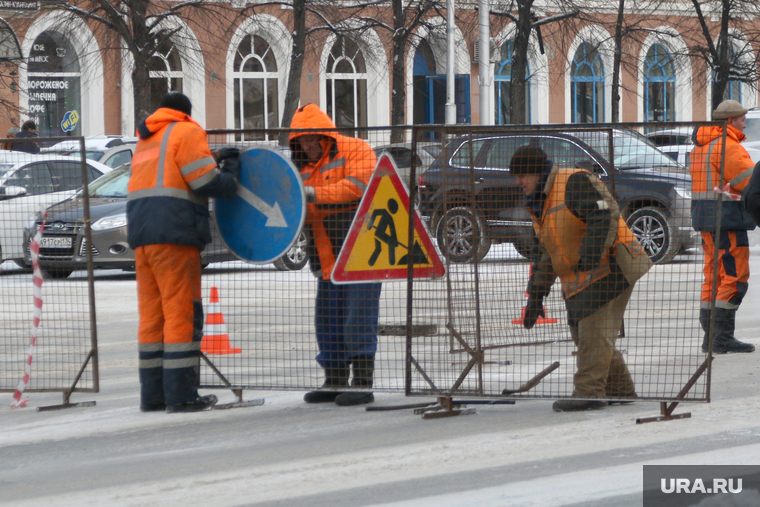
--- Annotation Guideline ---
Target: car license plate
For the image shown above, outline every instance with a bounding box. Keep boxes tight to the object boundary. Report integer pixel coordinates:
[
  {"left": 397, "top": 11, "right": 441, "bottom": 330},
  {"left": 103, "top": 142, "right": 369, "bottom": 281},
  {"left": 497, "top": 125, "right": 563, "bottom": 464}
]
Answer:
[{"left": 39, "top": 237, "right": 72, "bottom": 249}]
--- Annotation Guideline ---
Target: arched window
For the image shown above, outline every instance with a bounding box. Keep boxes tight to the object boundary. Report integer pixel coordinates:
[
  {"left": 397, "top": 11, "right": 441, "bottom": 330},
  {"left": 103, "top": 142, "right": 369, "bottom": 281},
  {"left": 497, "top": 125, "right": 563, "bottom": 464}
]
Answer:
[
  {"left": 326, "top": 36, "right": 367, "bottom": 136},
  {"left": 718, "top": 45, "right": 742, "bottom": 102},
  {"left": 644, "top": 44, "right": 676, "bottom": 123},
  {"left": 149, "top": 39, "right": 183, "bottom": 113},
  {"left": 494, "top": 41, "right": 530, "bottom": 124},
  {"left": 571, "top": 43, "right": 604, "bottom": 124},
  {"left": 232, "top": 34, "right": 279, "bottom": 141},
  {"left": 27, "top": 31, "right": 82, "bottom": 137}
]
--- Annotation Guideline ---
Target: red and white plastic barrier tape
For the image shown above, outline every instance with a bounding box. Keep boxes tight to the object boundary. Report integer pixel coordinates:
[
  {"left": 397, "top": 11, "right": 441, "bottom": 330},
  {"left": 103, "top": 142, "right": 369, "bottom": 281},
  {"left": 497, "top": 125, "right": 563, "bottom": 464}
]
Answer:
[
  {"left": 713, "top": 183, "right": 741, "bottom": 201},
  {"left": 10, "top": 221, "right": 45, "bottom": 409}
]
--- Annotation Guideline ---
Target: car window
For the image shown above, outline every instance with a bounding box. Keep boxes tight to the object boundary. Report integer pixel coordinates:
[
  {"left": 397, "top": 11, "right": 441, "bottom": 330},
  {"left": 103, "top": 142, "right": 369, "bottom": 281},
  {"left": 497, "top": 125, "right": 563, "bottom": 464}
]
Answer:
[
  {"left": 486, "top": 137, "right": 532, "bottom": 169},
  {"left": 540, "top": 137, "right": 600, "bottom": 171},
  {"left": 88, "top": 166, "right": 102, "bottom": 183},
  {"left": 88, "top": 166, "right": 130, "bottom": 197},
  {"left": 450, "top": 139, "right": 486, "bottom": 167},
  {"left": 49, "top": 161, "right": 87, "bottom": 191},
  {"left": 575, "top": 131, "right": 681, "bottom": 170},
  {"left": 0, "top": 162, "right": 15, "bottom": 179},
  {"left": 421, "top": 145, "right": 442, "bottom": 159},
  {"left": 745, "top": 118, "right": 760, "bottom": 143},
  {"left": 4, "top": 163, "right": 54, "bottom": 195},
  {"left": 647, "top": 134, "right": 692, "bottom": 147},
  {"left": 105, "top": 149, "right": 132, "bottom": 168}
]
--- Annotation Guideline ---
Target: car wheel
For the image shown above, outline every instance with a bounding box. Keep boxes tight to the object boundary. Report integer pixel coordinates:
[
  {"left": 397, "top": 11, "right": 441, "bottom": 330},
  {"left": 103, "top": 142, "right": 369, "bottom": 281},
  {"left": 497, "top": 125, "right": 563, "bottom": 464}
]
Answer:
[
  {"left": 625, "top": 206, "right": 678, "bottom": 264},
  {"left": 273, "top": 231, "right": 308, "bottom": 271},
  {"left": 434, "top": 206, "right": 490, "bottom": 263},
  {"left": 42, "top": 268, "right": 73, "bottom": 279}
]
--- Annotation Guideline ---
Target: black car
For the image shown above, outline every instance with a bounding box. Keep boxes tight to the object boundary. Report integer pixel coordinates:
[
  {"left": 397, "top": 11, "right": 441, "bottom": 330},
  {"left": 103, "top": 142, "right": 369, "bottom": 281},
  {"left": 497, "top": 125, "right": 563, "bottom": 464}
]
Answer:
[{"left": 418, "top": 129, "right": 697, "bottom": 264}]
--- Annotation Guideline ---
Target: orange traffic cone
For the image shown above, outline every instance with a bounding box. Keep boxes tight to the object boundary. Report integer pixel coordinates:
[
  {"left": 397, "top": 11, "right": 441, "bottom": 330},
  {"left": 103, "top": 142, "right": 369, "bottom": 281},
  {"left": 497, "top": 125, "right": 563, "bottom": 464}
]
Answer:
[
  {"left": 201, "top": 287, "right": 241, "bottom": 354},
  {"left": 511, "top": 265, "right": 557, "bottom": 325}
]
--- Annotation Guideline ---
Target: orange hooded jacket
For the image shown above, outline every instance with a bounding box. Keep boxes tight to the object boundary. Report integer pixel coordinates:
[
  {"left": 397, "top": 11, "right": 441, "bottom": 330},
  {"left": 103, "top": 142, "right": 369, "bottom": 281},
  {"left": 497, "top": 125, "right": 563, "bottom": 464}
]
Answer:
[
  {"left": 289, "top": 104, "right": 377, "bottom": 278},
  {"left": 127, "top": 108, "right": 236, "bottom": 249}
]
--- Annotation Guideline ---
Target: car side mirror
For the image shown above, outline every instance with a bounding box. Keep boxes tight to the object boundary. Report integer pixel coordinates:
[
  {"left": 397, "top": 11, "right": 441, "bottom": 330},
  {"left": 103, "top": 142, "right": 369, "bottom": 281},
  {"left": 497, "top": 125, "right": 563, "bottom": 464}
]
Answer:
[{"left": 1, "top": 185, "right": 27, "bottom": 197}]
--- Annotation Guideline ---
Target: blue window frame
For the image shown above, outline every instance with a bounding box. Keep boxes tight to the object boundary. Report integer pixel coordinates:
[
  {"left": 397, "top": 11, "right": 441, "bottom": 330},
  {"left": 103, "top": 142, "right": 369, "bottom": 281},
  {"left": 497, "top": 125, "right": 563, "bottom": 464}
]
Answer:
[
  {"left": 412, "top": 41, "right": 470, "bottom": 129},
  {"left": 494, "top": 41, "right": 530, "bottom": 124},
  {"left": 571, "top": 43, "right": 604, "bottom": 124},
  {"left": 644, "top": 44, "right": 676, "bottom": 123},
  {"left": 715, "top": 45, "right": 742, "bottom": 102}
]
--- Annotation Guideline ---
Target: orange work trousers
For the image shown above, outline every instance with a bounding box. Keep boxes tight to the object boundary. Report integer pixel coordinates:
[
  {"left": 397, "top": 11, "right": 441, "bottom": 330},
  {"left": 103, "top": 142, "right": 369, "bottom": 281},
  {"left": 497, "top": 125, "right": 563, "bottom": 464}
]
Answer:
[
  {"left": 700, "top": 231, "right": 750, "bottom": 311},
  {"left": 135, "top": 244, "right": 203, "bottom": 406}
]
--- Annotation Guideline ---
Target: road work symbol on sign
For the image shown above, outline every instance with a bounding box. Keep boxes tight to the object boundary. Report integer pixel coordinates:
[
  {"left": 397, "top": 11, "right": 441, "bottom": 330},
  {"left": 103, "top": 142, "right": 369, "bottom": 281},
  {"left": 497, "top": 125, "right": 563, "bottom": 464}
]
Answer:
[{"left": 331, "top": 153, "right": 445, "bottom": 284}]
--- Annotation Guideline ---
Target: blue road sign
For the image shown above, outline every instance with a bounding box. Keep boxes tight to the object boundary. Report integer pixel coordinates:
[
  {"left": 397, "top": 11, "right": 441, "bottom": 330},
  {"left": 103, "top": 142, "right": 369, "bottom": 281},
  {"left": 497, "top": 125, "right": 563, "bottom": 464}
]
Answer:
[{"left": 214, "top": 147, "right": 305, "bottom": 264}]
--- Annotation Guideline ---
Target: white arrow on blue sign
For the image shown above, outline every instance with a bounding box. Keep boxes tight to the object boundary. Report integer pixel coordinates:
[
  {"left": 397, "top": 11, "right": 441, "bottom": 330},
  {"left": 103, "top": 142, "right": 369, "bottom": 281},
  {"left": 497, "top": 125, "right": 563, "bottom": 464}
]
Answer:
[{"left": 214, "top": 147, "right": 305, "bottom": 264}]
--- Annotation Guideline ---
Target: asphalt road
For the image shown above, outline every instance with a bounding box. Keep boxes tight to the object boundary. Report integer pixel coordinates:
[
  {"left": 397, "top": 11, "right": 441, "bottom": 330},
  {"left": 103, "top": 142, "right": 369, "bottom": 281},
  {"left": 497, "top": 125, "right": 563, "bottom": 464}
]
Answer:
[{"left": 2, "top": 249, "right": 760, "bottom": 506}]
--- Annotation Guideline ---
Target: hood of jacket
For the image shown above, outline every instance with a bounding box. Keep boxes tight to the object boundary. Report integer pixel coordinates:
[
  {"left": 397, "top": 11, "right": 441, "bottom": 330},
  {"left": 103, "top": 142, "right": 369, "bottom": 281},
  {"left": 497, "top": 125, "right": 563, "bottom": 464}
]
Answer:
[
  {"left": 289, "top": 104, "right": 339, "bottom": 167},
  {"left": 693, "top": 124, "right": 746, "bottom": 147},
  {"left": 136, "top": 108, "right": 204, "bottom": 140}
]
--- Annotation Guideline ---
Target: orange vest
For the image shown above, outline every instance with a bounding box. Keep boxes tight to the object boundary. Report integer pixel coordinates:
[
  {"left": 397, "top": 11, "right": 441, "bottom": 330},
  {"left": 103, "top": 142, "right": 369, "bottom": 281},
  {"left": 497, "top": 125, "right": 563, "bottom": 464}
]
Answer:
[{"left": 533, "top": 168, "right": 648, "bottom": 298}]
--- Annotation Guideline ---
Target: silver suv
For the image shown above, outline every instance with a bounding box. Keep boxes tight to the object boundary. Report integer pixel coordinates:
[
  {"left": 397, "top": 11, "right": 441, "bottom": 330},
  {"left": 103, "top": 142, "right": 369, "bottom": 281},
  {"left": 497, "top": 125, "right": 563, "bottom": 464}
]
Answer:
[{"left": 42, "top": 135, "right": 137, "bottom": 169}]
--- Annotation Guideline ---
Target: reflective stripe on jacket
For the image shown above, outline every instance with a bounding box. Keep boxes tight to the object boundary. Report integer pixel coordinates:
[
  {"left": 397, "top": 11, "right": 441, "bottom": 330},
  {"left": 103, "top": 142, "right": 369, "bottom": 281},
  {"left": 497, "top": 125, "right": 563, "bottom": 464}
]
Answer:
[
  {"left": 532, "top": 167, "right": 650, "bottom": 299},
  {"left": 289, "top": 104, "right": 376, "bottom": 279},
  {"left": 127, "top": 108, "right": 221, "bottom": 250},
  {"left": 690, "top": 125, "right": 755, "bottom": 232}
]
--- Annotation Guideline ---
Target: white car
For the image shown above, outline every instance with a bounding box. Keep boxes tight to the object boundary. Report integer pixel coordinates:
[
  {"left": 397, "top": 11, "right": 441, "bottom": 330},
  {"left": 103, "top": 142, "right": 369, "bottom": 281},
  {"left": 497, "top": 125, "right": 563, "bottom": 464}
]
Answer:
[
  {"left": 646, "top": 127, "right": 760, "bottom": 167},
  {"left": 41, "top": 135, "right": 137, "bottom": 169},
  {"left": 0, "top": 153, "right": 112, "bottom": 266}
]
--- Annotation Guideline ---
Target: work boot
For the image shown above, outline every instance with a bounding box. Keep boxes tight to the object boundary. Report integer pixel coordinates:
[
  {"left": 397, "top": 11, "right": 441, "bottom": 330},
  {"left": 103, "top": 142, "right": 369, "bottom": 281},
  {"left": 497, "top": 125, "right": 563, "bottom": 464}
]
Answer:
[
  {"left": 552, "top": 399, "right": 608, "bottom": 412},
  {"left": 699, "top": 308, "right": 712, "bottom": 352},
  {"left": 335, "top": 356, "right": 375, "bottom": 406},
  {"left": 304, "top": 367, "right": 349, "bottom": 403},
  {"left": 607, "top": 392, "right": 638, "bottom": 405},
  {"left": 709, "top": 308, "right": 755, "bottom": 354},
  {"left": 166, "top": 394, "right": 218, "bottom": 413},
  {"left": 139, "top": 402, "right": 166, "bottom": 412}
]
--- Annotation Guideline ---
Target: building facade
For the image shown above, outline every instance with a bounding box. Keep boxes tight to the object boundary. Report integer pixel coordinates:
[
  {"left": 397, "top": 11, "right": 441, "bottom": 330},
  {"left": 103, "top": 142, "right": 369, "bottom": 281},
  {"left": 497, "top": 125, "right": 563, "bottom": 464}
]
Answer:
[{"left": 0, "top": 2, "right": 758, "bottom": 139}]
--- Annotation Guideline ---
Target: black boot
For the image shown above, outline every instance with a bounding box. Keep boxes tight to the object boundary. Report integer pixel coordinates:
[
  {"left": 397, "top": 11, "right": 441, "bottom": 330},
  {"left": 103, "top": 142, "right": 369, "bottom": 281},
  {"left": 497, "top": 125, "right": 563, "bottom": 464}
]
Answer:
[
  {"left": 304, "top": 367, "right": 349, "bottom": 403},
  {"left": 552, "top": 399, "right": 608, "bottom": 412},
  {"left": 335, "top": 356, "right": 375, "bottom": 406},
  {"left": 710, "top": 308, "right": 755, "bottom": 354},
  {"left": 699, "top": 308, "right": 712, "bottom": 353}
]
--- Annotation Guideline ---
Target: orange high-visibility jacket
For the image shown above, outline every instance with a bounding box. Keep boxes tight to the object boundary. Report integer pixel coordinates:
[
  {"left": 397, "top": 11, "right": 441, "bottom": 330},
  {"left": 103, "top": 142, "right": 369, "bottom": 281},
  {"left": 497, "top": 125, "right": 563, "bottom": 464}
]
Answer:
[
  {"left": 289, "top": 104, "right": 377, "bottom": 279},
  {"left": 127, "top": 108, "right": 235, "bottom": 250},
  {"left": 690, "top": 125, "right": 755, "bottom": 232},
  {"left": 531, "top": 167, "right": 651, "bottom": 299}
]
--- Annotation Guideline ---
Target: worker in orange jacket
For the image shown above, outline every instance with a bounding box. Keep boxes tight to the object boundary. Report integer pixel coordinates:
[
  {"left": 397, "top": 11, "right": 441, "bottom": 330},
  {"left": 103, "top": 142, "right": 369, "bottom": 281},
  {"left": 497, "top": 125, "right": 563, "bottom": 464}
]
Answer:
[
  {"left": 127, "top": 92, "right": 240, "bottom": 413},
  {"left": 690, "top": 99, "right": 756, "bottom": 354},
  {"left": 289, "top": 104, "right": 381, "bottom": 406}
]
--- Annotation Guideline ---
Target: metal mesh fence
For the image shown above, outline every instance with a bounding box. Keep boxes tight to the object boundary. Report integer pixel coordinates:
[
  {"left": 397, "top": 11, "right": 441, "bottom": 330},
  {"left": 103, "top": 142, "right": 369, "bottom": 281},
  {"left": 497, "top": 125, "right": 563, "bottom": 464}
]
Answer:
[
  {"left": 0, "top": 137, "right": 98, "bottom": 396},
  {"left": 200, "top": 122, "right": 717, "bottom": 404}
]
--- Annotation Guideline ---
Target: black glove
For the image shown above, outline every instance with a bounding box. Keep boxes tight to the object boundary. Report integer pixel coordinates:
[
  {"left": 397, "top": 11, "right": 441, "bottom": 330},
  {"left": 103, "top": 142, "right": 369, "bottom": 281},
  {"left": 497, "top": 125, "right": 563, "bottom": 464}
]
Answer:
[
  {"left": 219, "top": 157, "right": 241, "bottom": 178},
  {"left": 214, "top": 147, "right": 241, "bottom": 163},
  {"left": 523, "top": 295, "right": 545, "bottom": 330},
  {"left": 304, "top": 186, "right": 317, "bottom": 203}
]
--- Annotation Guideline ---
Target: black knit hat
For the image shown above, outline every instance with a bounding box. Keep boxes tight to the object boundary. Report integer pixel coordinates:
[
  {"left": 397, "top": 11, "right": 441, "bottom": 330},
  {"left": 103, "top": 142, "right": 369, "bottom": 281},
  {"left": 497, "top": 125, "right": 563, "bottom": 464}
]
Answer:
[
  {"left": 509, "top": 145, "right": 548, "bottom": 175},
  {"left": 159, "top": 92, "right": 192, "bottom": 116}
]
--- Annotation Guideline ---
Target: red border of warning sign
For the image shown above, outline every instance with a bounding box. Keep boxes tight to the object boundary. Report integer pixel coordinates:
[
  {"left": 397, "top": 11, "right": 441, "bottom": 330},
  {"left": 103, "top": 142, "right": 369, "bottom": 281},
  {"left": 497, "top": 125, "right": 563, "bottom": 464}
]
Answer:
[{"left": 331, "top": 153, "right": 445, "bottom": 284}]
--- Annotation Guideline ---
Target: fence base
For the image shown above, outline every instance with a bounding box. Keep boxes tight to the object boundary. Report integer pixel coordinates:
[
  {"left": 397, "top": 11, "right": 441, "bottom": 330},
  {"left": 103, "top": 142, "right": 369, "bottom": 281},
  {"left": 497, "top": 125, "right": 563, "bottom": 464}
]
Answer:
[
  {"left": 37, "top": 400, "right": 96, "bottom": 412},
  {"left": 636, "top": 402, "right": 692, "bottom": 424}
]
